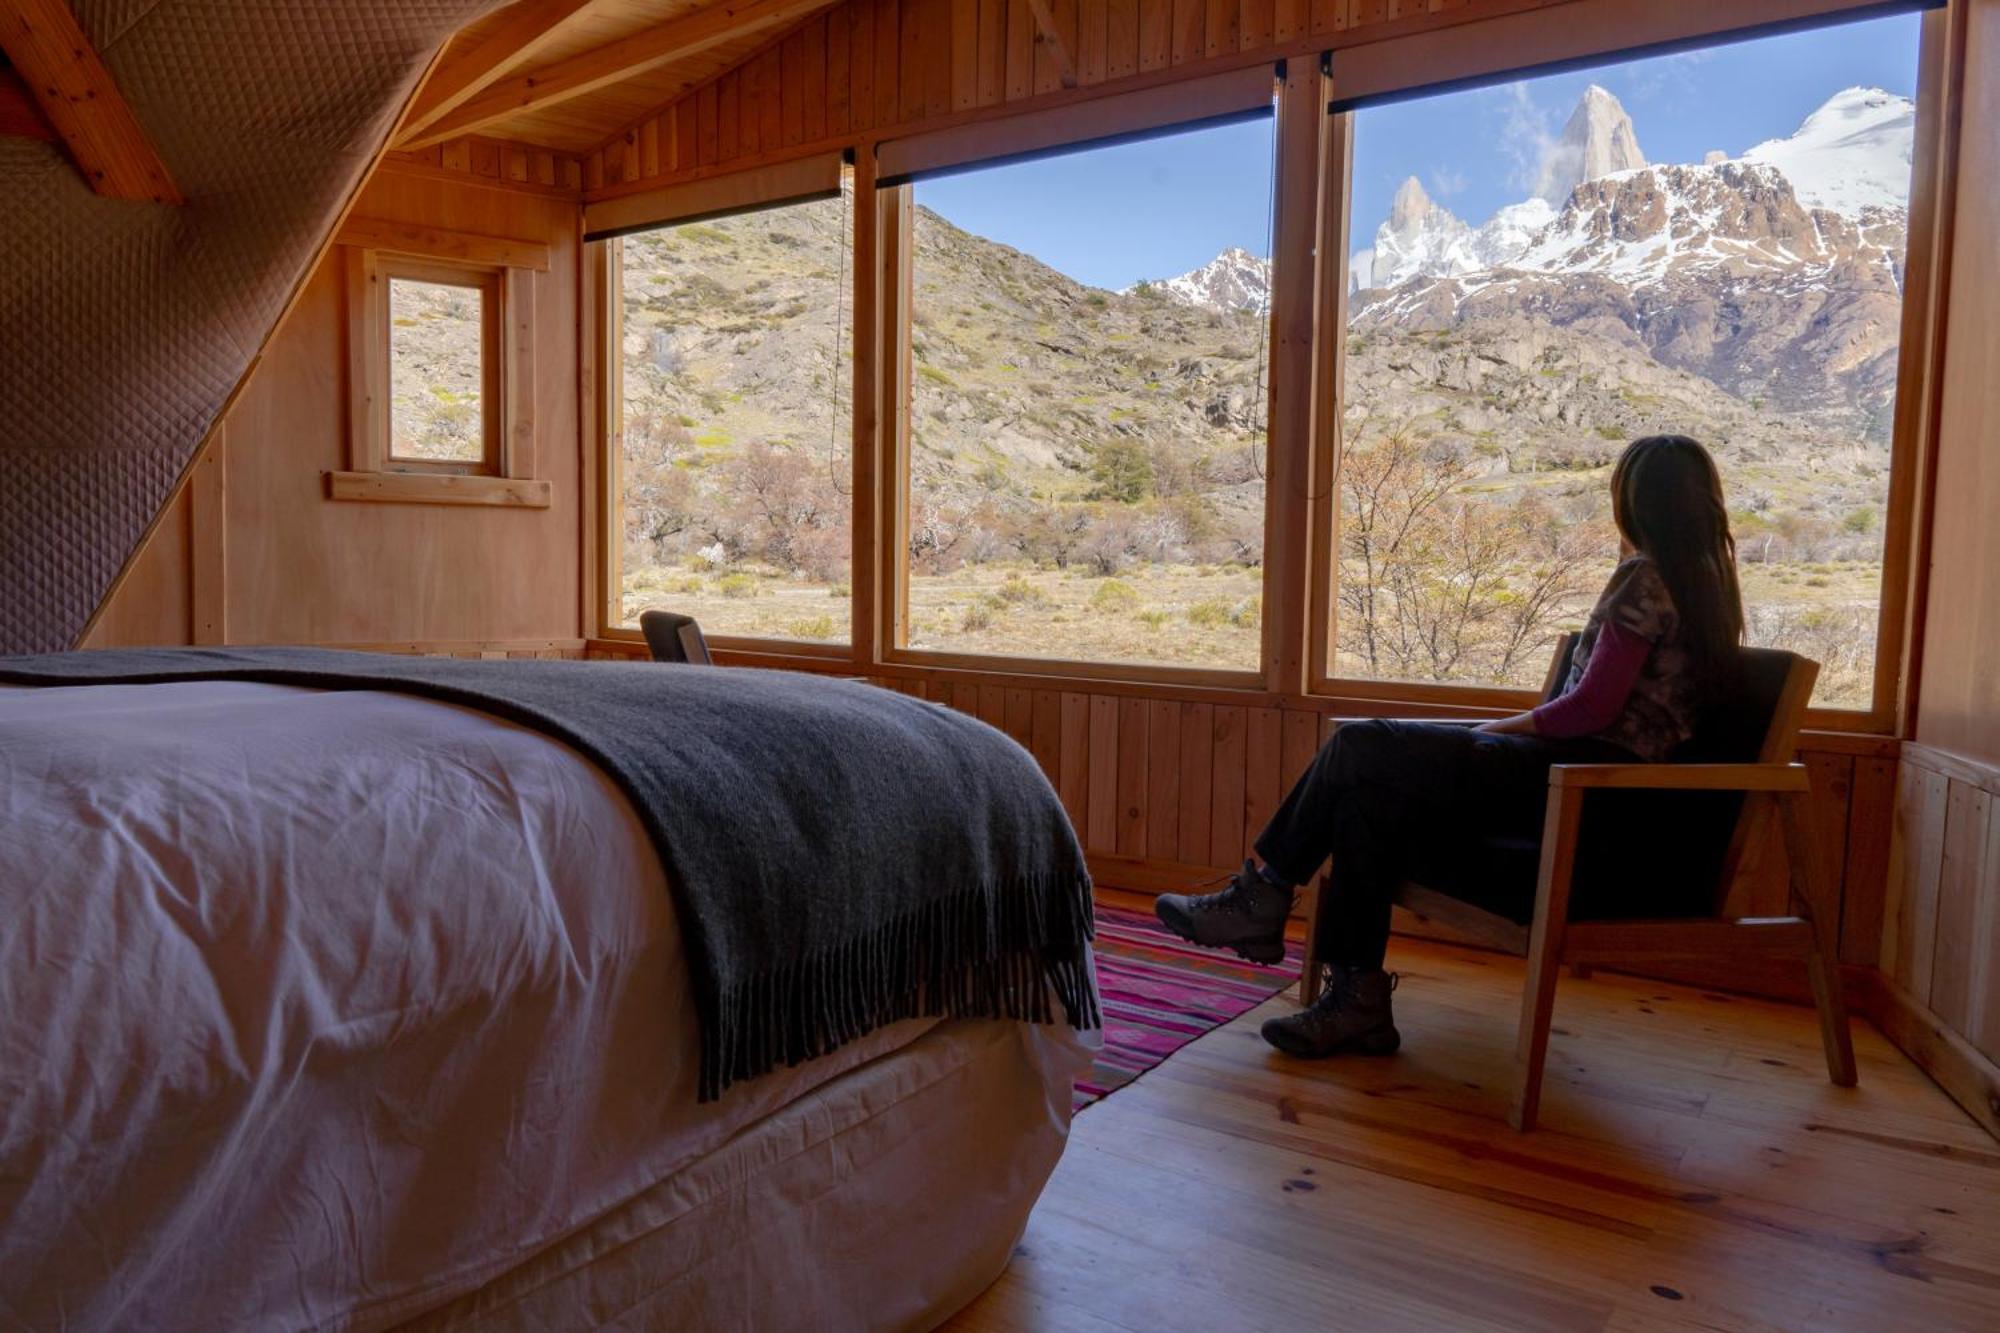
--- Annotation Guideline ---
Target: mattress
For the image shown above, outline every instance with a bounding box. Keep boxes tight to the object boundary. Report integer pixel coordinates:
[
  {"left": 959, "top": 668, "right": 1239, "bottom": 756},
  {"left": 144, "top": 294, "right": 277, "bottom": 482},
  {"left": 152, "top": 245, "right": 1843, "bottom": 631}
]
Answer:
[{"left": 0, "top": 680, "right": 1096, "bottom": 1331}]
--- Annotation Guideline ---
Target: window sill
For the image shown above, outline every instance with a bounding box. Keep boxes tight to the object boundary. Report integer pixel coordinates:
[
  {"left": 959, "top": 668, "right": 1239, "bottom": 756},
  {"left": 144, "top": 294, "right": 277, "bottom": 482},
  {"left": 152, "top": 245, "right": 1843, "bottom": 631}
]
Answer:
[{"left": 327, "top": 471, "right": 551, "bottom": 508}]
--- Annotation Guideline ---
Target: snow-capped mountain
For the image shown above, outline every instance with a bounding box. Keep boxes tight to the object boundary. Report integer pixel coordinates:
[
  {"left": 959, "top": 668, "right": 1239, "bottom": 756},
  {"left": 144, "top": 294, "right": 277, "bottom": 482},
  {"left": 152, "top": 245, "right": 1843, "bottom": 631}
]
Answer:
[
  {"left": 1127, "top": 246, "right": 1272, "bottom": 312},
  {"left": 1740, "top": 86, "right": 1914, "bottom": 216},
  {"left": 1350, "top": 84, "right": 1913, "bottom": 294}
]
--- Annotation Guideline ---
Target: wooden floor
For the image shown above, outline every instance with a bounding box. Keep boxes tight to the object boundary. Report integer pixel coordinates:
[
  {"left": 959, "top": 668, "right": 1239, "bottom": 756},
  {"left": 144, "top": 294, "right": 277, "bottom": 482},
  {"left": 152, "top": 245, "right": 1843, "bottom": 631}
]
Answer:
[{"left": 949, "top": 938, "right": 2000, "bottom": 1332}]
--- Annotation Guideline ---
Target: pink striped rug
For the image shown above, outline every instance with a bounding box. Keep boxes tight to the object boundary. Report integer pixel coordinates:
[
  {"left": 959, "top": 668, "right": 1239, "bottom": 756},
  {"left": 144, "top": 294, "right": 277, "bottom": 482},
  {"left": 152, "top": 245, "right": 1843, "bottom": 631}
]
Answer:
[{"left": 1075, "top": 905, "right": 1304, "bottom": 1110}]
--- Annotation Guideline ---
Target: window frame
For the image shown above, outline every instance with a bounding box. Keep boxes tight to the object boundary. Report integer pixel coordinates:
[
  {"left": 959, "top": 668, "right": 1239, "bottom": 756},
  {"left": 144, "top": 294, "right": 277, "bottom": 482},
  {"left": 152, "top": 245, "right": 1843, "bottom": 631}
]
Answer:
[
  {"left": 875, "top": 68, "right": 1288, "bottom": 691},
  {"left": 335, "top": 221, "right": 547, "bottom": 509},
  {"left": 593, "top": 159, "right": 858, "bottom": 657},
  {"left": 380, "top": 260, "right": 503, "bottom": 476},
  {"left": 1303, "top": 5, "right": 1953, "bottom": 734},
  {"left": 582, "top": 0, "right": 1952, "bottom": 736}
]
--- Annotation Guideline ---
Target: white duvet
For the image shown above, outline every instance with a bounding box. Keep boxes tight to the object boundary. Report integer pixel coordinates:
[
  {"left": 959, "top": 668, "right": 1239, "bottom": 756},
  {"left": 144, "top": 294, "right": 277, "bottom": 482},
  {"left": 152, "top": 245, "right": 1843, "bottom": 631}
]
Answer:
[{"left": 0, "top": 681, "right": 956, "bottom": 1330}]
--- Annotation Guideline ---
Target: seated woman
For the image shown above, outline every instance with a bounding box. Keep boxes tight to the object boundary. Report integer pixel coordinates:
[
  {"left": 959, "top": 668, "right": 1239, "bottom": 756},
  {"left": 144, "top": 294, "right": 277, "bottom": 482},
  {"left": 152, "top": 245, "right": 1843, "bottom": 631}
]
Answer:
[{"left": 1155, "top": 434, "right": 1746, "bottom": 1058}]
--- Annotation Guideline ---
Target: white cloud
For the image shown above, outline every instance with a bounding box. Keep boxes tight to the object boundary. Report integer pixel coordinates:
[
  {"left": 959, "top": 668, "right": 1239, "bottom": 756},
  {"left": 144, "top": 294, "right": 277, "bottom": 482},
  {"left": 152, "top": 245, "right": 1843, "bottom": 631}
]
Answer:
[
  {"left": 1491, "top": 81, "right": 1556, "bottom": 199},
  {"left": 1428, "top": 166, "right": 1468, "bottom": 199}
]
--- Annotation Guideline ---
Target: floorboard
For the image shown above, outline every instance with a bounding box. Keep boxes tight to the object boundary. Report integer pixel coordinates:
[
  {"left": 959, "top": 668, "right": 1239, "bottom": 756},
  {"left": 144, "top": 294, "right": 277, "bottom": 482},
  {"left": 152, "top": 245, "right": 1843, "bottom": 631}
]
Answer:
[{"left": 948, "top": 937, "right": 2000, "bottom": 1332}]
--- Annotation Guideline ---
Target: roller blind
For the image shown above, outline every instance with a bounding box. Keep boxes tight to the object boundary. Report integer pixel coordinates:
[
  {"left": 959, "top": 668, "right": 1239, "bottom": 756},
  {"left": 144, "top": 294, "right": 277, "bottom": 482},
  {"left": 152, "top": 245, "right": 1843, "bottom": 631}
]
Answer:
[{"left": 583, "top": 152, "right": 845, "bottom": 241}]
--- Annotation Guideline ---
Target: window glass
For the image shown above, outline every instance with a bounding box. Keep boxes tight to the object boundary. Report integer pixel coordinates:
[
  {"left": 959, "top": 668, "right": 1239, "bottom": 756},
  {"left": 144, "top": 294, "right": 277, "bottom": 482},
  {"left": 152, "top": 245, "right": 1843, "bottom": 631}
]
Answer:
[
  {"left": 1335, "top": 14, "right": 1922, "bottom": 706},
  {"left": 388, "top": 276, "right": 486, "bottom": 464},
  {"left": 616, "top": 187, "right": 854, "bottom": 642},
  {"left": 904, "top": 113, "right": 1276, "bottom": 670}
]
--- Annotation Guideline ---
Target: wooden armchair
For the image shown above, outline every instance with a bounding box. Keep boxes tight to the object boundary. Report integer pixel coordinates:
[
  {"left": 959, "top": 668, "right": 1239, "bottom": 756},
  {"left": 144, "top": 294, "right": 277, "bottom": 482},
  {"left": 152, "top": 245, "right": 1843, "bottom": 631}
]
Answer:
[{"left": 1298, "top": 636, "right": 1857, "bottom": 1131}]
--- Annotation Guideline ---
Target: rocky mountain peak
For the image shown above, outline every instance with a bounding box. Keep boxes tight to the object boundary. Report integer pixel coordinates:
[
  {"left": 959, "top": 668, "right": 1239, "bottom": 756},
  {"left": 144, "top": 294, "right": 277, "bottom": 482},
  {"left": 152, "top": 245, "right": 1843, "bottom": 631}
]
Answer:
[
  {"left": 1130, "top": 245, "right": 1274, "bottom": 312},
  {"left": 1537, "top": 84, "right": 1646, "bottom": 204},
  {"left": 1389, "top": 176, "right": 1437, "bottom": 231}
]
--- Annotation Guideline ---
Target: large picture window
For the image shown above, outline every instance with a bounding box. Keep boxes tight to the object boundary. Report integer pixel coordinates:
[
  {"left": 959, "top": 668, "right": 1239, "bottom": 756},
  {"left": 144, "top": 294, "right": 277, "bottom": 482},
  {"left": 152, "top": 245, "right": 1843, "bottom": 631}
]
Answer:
[
  {"left": 900, "top": 113, "right": 1277, "bottom": 672},
  {"left": 614, "top": 183, "right": 853, "bottom": 643},
  {"left": 1329, "top": 13, "right": 1923, "bottom": 708}
]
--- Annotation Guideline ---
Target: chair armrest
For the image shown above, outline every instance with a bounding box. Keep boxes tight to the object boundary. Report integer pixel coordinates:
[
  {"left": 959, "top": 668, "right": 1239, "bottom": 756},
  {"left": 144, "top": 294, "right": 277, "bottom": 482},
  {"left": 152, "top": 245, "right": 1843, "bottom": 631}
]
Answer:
[{"left": 1549, "top": 762, "right": 1809, "bottom": 793}]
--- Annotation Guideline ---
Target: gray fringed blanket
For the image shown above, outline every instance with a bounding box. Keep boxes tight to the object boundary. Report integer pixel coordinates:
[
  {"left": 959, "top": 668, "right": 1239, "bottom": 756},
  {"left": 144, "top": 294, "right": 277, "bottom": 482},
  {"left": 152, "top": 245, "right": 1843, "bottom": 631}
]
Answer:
[{"left": 0, "top": 648, "right": 1098, "bottom": 1099}]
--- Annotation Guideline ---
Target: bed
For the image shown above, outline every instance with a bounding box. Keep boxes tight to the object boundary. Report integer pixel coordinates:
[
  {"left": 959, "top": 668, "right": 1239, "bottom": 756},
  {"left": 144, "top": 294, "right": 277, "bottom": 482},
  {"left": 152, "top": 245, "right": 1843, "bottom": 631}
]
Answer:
[{"left": 0, "top": 673, "right": 1098, "bottom": 1330}]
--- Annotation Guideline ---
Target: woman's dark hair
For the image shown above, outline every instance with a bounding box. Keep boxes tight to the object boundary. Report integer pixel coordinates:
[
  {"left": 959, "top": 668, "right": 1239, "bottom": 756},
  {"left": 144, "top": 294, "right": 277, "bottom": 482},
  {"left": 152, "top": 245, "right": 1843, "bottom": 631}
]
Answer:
[{"left": 1610, "top": 435, "right": 1745, "bottom": 696}]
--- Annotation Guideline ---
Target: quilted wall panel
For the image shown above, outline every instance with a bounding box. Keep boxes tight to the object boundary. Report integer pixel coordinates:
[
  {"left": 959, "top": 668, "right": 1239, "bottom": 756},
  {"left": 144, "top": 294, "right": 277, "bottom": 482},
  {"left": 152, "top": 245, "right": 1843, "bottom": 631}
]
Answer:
[{"left": 0, "top": 0, "right": 503, "bottom": 653}]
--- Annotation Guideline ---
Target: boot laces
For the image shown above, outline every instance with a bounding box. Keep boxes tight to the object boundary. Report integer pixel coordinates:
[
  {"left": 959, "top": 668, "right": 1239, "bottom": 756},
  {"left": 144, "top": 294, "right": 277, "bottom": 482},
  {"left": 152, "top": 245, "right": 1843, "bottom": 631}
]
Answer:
[
  {"left": 1308, "top": 965, "right": 1398, "bottom": 1015},
  {"left": 1186, "top": 865, "right": 1267, "bottom": 918}
]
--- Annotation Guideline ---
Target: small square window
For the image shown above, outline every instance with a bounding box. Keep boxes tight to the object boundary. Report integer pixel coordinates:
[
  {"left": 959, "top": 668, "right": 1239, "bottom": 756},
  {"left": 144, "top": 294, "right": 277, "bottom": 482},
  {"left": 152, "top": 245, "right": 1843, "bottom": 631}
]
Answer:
[
  {"left": 335, "top": 237, "right": 548, "bottom": 509},
  {"left": 379, "top": 260, "right": 502, "bottom": 476}
]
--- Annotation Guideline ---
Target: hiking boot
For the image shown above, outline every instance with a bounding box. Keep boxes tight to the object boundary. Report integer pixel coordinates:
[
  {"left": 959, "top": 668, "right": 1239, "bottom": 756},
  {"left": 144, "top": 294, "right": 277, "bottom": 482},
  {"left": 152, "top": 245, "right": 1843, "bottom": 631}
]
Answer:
[
  {"left": 1261, "top": 966, "right": 1401, "bottom": 1058},
  {"left": 1154, "top": 861, "right": 1293, "bottom": 965}
]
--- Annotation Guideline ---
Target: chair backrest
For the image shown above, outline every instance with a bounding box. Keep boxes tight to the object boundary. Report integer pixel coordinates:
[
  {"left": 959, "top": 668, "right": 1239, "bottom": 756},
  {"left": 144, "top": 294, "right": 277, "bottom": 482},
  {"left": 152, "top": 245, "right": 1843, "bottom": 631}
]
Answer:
[
  {"left": 1547, "top": 631, "right": 1818, "bottom": 917},
  {"left": 639, "top": 610, "right": 713, "bottom": 665}
]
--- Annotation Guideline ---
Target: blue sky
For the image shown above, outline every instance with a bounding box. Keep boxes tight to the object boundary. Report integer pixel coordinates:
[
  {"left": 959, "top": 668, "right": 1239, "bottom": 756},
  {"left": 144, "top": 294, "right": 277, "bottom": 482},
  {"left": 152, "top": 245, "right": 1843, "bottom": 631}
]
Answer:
[{"left": 914, "top": 10, "right": 1923, "bottom": 292}]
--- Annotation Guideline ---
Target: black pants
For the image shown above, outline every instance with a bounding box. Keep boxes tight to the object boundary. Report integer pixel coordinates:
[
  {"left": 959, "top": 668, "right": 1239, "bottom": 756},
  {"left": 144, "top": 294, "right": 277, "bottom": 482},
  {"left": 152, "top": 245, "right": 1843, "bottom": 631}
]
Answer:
[{"left": 1254, "top": 719, "right": 1629, "bottom": 969}]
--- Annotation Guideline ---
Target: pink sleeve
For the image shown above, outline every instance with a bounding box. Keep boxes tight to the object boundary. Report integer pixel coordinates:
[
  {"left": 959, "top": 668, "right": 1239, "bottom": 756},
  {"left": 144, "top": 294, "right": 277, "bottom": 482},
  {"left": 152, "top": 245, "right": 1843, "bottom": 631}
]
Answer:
[{"left": 1531, "top": 622, "right": 1651, "bottom": 739}]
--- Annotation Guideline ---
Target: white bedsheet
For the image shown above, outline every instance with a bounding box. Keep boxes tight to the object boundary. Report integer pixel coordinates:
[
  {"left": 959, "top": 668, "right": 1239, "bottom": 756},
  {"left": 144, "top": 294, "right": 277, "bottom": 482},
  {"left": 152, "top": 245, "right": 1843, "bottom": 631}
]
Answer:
[{"left": 0, "top": 680, "right": 1036, "bottom": 1331}]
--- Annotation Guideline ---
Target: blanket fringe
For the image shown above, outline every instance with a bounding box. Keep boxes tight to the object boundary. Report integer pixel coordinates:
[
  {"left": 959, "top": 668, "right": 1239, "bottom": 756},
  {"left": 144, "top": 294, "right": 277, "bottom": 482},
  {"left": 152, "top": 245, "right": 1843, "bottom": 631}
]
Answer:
[{"left": 701, "top": 872, "right": 1098, "bottom": 1101}]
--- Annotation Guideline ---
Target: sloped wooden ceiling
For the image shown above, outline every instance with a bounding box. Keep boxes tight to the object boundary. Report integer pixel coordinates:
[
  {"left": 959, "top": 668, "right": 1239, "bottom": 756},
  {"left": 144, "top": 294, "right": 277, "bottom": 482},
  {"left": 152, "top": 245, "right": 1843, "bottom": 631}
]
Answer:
[
  {"left": 396, "top": 0, "right": 848, "bottom": 153},
  {"left": 0, "top": 0, "right": 502, "bottom": 655},
  {"left": 573, "top": 0, "right": 1568, "bottom": 193}
]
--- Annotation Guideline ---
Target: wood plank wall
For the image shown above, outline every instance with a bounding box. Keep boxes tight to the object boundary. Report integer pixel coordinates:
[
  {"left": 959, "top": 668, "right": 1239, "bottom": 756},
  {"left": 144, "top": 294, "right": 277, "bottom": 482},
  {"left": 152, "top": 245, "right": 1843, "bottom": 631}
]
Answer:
[
  {"left": 85, "top": 148, "right": 588, "bottom": 651},
  {"left": 579, "top": 0, "right": 1559, "bottom": 193},
  {"left": 1913, "top": 0, "right": 2000, "bottom": 765},
  {"left": 1877, "top": 740, "right": 2000, "bottom": 1136}
]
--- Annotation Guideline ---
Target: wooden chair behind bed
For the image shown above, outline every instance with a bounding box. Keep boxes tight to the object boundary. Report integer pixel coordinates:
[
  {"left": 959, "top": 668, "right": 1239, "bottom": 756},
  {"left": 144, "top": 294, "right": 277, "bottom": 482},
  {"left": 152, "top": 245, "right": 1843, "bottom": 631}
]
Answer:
[
  {"left": 640, "top": 610, "right": 713, "bottom": 665},
  {"left": 1297, "top": 633, "right": 1857, "bottom": 1131}
]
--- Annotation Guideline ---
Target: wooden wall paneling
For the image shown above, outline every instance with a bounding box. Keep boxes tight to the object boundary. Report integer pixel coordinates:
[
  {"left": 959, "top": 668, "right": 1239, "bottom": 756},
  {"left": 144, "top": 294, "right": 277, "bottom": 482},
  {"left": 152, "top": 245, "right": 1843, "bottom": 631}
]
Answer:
[
  {"left": 758, "top": 46, "right": 785, "bottom": 149},
  {"left": 1240, "top": 0, "right": 1274, "bottom": 49},
  {"left": 1915, "top": 0, "right": 1998, "bottom": 762},
  {"left": 976, "top": 0, "right": 1008, "bottom": 103},
  {"left": 1107, "top": 0, "right": 1142, "bottom": 79},
  {"left": 1177, "top": 701, "right": 1215, "bottom": 865},
  {"left": 1274, "top": 0, "right": 1307, "bottom": 40},
  {"left": 81, "top": 487, "right": 192, "bottom": 647},
  {"left": 1006, "top": 685, "right": 1034, "bottom": 745},
  {"left": 1171, "top": 0, "right": 1203, "bottom": 64},
  {"left": 1088, "top": 693, "right": 1119, "bottom": 852},
  {"left": 899, "top": 0, "right": 926, "bottom": 119},
  {"left": 1840, "top": 756, "right": 1899, "bottom": 966},
  {"left": 1031, "top": 687, "right": 1062, "bottom": 782},
  {"left": 875, "top": 0, "right": 902, "bottom": 126},
  {"left": 1244, "top": 705, "right": 1282, "bottom": 845},
  {"left": 716, "top": 72, "right": 739, "bottom": 160},
  {"left": 1134, "top": 0, "right": 1166, "bottom": 72},
  {"left": 1006, "top": 0, "right": 1036, "bottom": 99},
  {"left": 1309, "top": 0, "right": 1343, "bottom": 36},
  {"left": 1147, "top": 700, "right": 1181, "bottom": 860},
  {"left": 851, "top": 0, "right": 877, "bottom": 130},
  {"left": 804, "top": 18, "right": 830, "bottom": 140},
  {"left": 1117, "top": 696, "right": 1150, "bottom": 856},
  {"left": 1059, "top": 691, "right": 1091, "bottom": 829},
  {"left": 1887, "top": 762, "right": 1950, "bottom": 996},
  {"left": 189, "top": 426, "right": 227, "bottom": 646},
  {"left": 1976, "top": 804, "right": 2000, "bottom": 1064},
  {"left": 1209, "top": 704, "right": 1247, "bottom": 867},
  {"left": 1079, "top": 0, "right": 1110, "bottom": 84},
  {"left": 780, "top": 29, "right": 807, "bottom": 148},
  {"left": 923, "top": 0, "right": 956, "bottom": 118},
  {"left": 1281, "top": 708, "right": 1318, "bottom": 791},
  {"left": 828, "top": 9, "right": 854, "bottom": 131},
  {"left": 1205, "top": 0, "right": 1239, "bottom": 58},
  {"left": 952, "top": 0, "right": 981, "bottom": 107},
  {"left": 1928, "top": 781, "right": 1993, "bottom": 1032}
]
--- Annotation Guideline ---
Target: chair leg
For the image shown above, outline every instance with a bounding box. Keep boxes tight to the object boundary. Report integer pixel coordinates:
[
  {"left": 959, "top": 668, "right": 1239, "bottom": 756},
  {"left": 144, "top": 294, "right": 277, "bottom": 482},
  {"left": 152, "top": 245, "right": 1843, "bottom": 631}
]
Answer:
[
  {"left": 1781, "top": 791, "right": 1858, "bottom": 1087},
  {"left": 1511, "top": 784, "right": 1585, "bottom": 1132},
  {"left": 1298, "top": 874, "right": 1327, "bottom": 1007}
]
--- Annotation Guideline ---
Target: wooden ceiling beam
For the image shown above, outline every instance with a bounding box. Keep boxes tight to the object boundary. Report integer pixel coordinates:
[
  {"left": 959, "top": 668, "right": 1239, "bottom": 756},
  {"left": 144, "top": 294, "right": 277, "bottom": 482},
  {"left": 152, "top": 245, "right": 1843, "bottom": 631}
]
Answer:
[
  {"left": 399, "top": 0, "right": 605, "bottom": 143},
  {"left": 0, "top": 61, "right": 55, "bottom": 140},
  {"left": 0, "top": 0, "right": 181, "bottom": 202},
  {"left": 398, "top": 0, "right": 835, "bottom": 150}
]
